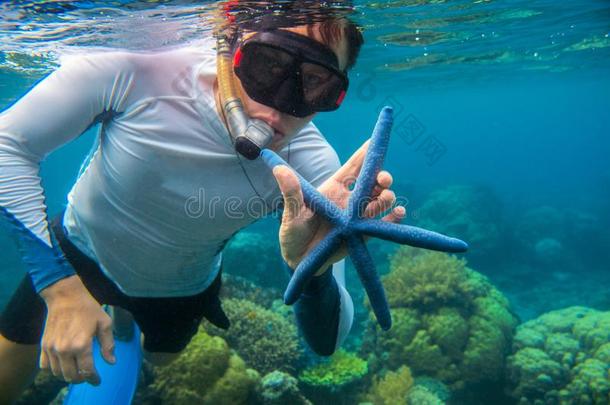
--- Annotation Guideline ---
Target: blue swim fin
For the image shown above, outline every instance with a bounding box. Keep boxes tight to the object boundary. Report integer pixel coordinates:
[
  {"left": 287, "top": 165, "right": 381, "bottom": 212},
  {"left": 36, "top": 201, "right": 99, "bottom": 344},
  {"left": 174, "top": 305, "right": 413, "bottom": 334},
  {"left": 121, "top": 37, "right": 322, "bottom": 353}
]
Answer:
[{"left": 63, "top": 322, "right": 142, "bottom": 404}]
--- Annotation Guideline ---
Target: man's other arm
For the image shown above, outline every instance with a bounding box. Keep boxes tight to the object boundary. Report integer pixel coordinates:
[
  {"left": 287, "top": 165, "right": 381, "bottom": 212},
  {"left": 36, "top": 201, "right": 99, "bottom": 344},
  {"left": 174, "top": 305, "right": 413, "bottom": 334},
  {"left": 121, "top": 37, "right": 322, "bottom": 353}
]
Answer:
[
  {"left": 293, "top": 260, "right": 353, "bottom": 356},
  {"left": 278, "top": 124, "right": 353, "bottom": 356},
  {"left": 0, "top": 51, "right": 137, "bottom": 383}
]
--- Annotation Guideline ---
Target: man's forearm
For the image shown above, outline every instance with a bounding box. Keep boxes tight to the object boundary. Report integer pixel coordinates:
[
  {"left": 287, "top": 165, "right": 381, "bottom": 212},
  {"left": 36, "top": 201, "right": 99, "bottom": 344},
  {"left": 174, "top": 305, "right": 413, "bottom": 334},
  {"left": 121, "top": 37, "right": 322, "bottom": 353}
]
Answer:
[
  {"left": 0, "top": 206, "right": 75, "bottom": 293},
  {"left": 293, "top": 264, "right": 352, "bottom": 356}
]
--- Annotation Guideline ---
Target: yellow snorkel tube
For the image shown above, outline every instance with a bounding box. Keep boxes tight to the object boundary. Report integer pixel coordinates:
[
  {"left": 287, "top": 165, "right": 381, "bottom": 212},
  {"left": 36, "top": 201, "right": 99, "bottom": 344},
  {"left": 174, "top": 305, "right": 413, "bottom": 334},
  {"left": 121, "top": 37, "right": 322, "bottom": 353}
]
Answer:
[{"left": 217, "top": 35, "right": 274, "bottom": 160}]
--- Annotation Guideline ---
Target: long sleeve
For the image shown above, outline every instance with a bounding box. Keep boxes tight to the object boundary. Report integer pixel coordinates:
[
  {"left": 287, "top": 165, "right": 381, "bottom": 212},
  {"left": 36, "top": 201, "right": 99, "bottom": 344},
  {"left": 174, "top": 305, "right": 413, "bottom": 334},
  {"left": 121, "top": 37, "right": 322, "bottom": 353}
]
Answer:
[{"left": 0, "top": 52, "right": 136, "bottom": 247}]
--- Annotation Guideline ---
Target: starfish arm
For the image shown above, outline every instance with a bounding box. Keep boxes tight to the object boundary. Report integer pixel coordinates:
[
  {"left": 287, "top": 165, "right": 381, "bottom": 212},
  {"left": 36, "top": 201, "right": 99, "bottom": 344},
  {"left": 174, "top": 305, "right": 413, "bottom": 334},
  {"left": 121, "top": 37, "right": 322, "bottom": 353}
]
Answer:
[
  {"left": 284, "top": 228, "right": 343, "bottom": 305},
  {"left": 353, "top": 219, "right": 469, "bottom": 253},
  {"left": 347, "top": 107, "right": 393, "bottom": 220},
  {"left": 346, "top": 234, "right": 392, "bottom": 330},
  {"left": 260, "top": 149, "right": 347, "bottom": 227}
]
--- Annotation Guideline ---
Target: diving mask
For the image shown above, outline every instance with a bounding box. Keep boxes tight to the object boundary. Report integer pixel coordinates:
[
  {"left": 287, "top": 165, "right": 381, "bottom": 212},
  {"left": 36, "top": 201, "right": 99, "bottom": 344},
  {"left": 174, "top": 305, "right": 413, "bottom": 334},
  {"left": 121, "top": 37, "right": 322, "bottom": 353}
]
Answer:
[{"left": 234, "top": 29, "right": 349, "bottom": 118}]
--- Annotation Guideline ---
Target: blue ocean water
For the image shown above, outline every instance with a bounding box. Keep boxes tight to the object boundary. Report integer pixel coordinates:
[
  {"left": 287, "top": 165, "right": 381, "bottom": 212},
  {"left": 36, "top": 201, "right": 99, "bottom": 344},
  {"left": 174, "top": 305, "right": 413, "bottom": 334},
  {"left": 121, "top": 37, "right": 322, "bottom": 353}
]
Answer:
[{"left": 1, "top": 0, "right": 609, "bottom": 403}]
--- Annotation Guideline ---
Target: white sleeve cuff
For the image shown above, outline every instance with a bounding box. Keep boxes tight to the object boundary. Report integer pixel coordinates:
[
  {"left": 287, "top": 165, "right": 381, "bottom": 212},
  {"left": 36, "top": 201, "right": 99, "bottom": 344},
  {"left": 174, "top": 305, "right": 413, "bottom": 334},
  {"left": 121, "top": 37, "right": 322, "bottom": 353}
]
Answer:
[{"left": 332, "top": 259, "right": 354, "bottom": 350}]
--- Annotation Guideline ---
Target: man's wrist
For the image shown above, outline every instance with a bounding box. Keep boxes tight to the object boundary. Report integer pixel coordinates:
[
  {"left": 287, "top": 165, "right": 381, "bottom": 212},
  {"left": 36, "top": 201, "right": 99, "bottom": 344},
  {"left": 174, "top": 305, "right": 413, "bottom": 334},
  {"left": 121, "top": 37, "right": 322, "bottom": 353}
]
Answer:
[
  {"left": 302, "top": 265, "right": 333, "bottom": 296},
  {"left": 39, "top": 275, "right": 81, "bottom": 303}
]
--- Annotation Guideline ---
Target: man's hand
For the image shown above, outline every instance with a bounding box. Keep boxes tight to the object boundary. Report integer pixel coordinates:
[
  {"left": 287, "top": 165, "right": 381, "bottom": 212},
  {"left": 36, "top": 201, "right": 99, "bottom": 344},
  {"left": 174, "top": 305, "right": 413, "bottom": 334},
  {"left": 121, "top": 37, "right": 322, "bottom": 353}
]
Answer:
[
  {"left": 39, "top": 275, "right": 115, "bottom": 385},
  {"left": 272, "top": 140, "right": 406, "bottom": 275}
]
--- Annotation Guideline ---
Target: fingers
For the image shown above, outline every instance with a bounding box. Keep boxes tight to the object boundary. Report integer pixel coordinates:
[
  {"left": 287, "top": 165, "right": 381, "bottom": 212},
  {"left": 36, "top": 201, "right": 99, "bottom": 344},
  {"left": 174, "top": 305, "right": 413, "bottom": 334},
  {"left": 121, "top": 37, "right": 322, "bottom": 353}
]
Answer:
[
  {"left": 58, "top": 353, "right": 80, "bottom": 383},
  {"left": 364, "top": 189, "right": 396, "bottom": 218},
  {"left": 377, "top": 170, "right": 393, "bottom": 189},
  {"left": 39, "top": 350, "right": 49, "bottom": 370},
  {"left": 382, "top": 206, "right": 406, "bottom": 223},
  {"left": 372, "top": 171, "right": 393, "bottom": 197},
  {"left": 38, "top": 280, "right": 113, "bottom": 386},
  {"left": 76, "top": 347, "right": 100, "bottom": 386},
  {"left": 97, "top": 315, "right": 116, "bottom": 365},
  {"left": 44, "top": 348, "right": 62, "bottom": 378},
  {"left": 272, "top": 165, "right": 304, "bottom": 223},
  {"left": 40, "top": 329, "right": 63, "bottom": 379},
  {"left": 41, "top": 336, "right": 98, "bottom": 385}
]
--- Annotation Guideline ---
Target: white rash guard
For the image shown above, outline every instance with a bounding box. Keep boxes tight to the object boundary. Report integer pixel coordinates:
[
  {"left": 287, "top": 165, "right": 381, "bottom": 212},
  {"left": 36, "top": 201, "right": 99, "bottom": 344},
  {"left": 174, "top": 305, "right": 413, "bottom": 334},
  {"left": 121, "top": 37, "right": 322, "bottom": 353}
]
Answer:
[{"left": 0, "top": 37, "right": 353, "bottom": 345}]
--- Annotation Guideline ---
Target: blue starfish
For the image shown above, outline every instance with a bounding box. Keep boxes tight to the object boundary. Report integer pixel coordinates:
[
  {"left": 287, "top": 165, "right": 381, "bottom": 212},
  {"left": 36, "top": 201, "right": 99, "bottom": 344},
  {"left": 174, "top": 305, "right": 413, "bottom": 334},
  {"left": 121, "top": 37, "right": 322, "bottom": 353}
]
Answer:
[{"left": 260, "top": 106, "right": 468, "bottom": 330}]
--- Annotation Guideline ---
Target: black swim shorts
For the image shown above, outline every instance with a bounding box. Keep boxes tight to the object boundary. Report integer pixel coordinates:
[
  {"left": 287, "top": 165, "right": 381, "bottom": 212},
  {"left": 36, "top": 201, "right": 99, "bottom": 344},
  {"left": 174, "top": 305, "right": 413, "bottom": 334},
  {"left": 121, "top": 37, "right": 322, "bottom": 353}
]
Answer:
[{"left": 0, "top": 214, "right": 229, "bottom": 353}]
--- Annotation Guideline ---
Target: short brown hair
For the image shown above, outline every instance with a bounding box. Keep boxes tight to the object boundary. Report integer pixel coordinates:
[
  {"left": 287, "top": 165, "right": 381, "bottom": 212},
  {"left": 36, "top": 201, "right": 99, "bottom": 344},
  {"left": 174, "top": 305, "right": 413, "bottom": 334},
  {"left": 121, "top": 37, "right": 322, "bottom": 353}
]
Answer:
[
  {"left": 310, "top": 17, "right": 363, "bottom": 70},
  {"left": 220, "top": 1, "right": 364, "bottom": 70}
]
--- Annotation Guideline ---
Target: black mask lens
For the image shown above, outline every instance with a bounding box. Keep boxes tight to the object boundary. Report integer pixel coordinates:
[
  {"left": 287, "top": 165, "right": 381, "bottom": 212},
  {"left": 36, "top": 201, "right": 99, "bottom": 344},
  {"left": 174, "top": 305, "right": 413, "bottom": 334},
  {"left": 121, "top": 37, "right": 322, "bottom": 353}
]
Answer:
[
  {"left": 301, "top": 62, "right": 346, "bottom": 111},
  {"left": 239, "top": 44, "right": 294, "bottom": 91}
]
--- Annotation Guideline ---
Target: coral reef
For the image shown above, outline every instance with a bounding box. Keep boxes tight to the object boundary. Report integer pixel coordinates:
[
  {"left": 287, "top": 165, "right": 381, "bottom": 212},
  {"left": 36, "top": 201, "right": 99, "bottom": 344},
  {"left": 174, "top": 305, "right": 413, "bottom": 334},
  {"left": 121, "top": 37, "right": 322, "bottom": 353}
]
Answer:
[
  {"left": 299, "top": 349, "right": 369, "bottom": 403},
  {"left": 49, "top": 387, "right": 68, "bottom": 405},
  {"left": 410, "top": 377, "right": 451, "bottom": 403},
  {"left": 203, "top": 298, "right": 303, "bottom": 375},
  {"left": 406, "top": 385, "right": 446, "bottom": 405},
  {"left": 513, "top": 206, "right": 572, "bottom": 270},
  {"left": 299, "top": 349, "right": 368, "bottom": 389},
  {"left": 223, "top": 229, "right": 287, "bottom": 290},
  {"left": 513, "top": 205, "right": 607, "bottom": 273},
  {"left": 363, "top": 247, "right": 518, "bottom": 393},
  {"left": 506, "top": 306, "right": 610, "bottom": 404},
  {"left": 515, "top": 206, "right": 567, "bottom": 246},
  {"left": 363, "top": 365, "right": 414, "bottom": 404},
  {"left": 151, "top": 328, "right": 260, "bottom": 404},
  {"left": 16, "top": 371, "right": 66, "bottom": 405},
  {"left": 415, "top": 185, "right": 503, "bottom": 265},
  {"left": 499, "top": 267, "right": 610, "bottom": 321},
  {"left": 220, "top": 272, "right": 281, "bottom": 309},
  {"left": 256, "top": 370, "right": 312, "bottom": 405},
  {"left": 361, "top": 371, "right": 450, "bottom": 405},
  {"left": 533, "top": 237, "right": 563, "bottom": 265}
]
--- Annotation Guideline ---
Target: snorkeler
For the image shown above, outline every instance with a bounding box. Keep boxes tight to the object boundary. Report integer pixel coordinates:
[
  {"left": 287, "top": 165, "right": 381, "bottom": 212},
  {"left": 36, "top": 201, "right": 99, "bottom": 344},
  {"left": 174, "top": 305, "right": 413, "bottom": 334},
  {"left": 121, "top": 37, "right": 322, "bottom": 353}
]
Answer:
[{"left": 0, "top": 3, "right": 404, "bottom": 402}]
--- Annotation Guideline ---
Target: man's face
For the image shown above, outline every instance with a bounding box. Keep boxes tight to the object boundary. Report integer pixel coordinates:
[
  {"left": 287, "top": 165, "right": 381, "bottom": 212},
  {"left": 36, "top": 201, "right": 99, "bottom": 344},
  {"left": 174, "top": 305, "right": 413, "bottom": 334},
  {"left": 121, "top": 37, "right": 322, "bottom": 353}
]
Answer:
[{"left": 235, "top": 23, "right": 349, "bottom": 150}]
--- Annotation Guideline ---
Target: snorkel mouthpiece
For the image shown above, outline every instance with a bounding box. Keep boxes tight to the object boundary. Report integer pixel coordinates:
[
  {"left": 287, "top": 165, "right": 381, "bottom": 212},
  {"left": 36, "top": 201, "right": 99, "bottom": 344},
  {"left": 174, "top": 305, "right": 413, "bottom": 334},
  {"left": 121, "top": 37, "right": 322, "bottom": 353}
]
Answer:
[
  {"left": 217, "top": 36, "right": 274, "bottom": 160},
  {"left": 222, "top": 97, "right": 273, "bottom": 159},
  {"left": 237, "top": 118, "right": 274, "bottom": 160}
]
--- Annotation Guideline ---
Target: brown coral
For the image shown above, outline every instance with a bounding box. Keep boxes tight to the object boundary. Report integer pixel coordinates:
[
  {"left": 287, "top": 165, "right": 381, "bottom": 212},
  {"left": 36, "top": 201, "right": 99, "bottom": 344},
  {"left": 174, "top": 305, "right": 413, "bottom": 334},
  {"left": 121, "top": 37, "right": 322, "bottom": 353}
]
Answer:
[
  {"left": 204, "top": 298, "right": 303, "bottom": 375},
  {"left": 364, "top": 365, "right": 414, "bottom": 405},
  {"left": 151, "top": 329, "right": 259, "bottom": 404},
  {"left": 364, "top": 247, "right": 518, "bottom": 393}
]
